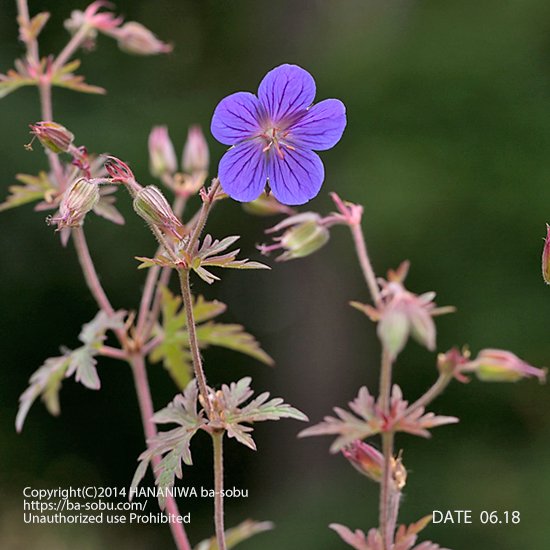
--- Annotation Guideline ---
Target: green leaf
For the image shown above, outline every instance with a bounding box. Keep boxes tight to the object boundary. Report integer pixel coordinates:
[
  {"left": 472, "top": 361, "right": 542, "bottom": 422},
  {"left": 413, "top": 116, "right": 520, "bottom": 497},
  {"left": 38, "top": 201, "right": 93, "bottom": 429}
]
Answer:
[
  {"left": 196, "top": 323, "right": 274, "bottom": 366},
  {"left": 194, "top": 519, "right": 274, "bottom": 550},
  {"left": 0, "top": 172, "right": 56, "bottom": 212},
  {"left": 149, "top": 287, "right": 273, "bottom": 390}
]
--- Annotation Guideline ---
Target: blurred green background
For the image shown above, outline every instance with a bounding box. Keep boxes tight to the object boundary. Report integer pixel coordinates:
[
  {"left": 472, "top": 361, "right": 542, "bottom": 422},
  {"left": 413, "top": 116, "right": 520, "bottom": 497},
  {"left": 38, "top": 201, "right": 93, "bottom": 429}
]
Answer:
[{"left": 1, "top": 0, "right": 550, "bottom": 548}]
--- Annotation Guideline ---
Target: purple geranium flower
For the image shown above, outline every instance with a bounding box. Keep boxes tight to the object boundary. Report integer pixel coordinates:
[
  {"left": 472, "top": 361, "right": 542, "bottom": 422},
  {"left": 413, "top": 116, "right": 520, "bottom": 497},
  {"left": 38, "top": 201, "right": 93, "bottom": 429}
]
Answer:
[{"left": 211, "top": 64, "right": 346, "bottom": 205}]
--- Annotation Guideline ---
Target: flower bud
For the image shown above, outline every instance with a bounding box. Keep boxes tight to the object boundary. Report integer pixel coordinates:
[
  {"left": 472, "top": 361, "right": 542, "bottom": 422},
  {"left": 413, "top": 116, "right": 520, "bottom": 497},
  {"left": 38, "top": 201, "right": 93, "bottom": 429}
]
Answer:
[
  {"left": 343, "top": 441, "right": 383, "bottom": 483},
  {"left": 258, "top": 213, "right": 329, "bottom": 262},
  {"left": 116, "top": 22, "right": 172, "bottom": 55},
  {"left": 50, "top": 178, "right": 99, "bottom": 229},
  {"left": 343, "top": 441, "right": 407, "bottom": 490},
  {"left": 133, "top": 185, "right": 185, "bottom": 240},
  {"left": 148, "top": 126, "right": 177, "bottom": 178},
  {"left": 104, "top": 155, "right": 135, "bottom": 184},
  {"left": 29, "top": 121, "right": 74, "bottom": 154},
  {"left": 542, "top": 224, "right": 550, "bottom": 284},
  {"left": 242, "top": 192, "right": 295, "bottom": 216},
  {"left": 182, "top": 125, "right": 209, "bottom": 174},
  {"left": 467, "top": 349, "right": 547, "bottom": 383}
]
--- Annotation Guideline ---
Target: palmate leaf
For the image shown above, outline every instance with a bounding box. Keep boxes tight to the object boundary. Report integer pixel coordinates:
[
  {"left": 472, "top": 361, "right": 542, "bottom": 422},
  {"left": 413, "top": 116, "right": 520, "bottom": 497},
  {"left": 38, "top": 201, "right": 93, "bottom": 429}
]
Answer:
[
  {"left": 16, "top": 310, "right": 125, "bottom": 432},
  {"left": 149, "top": 287, "right": 273, "bottom": 389},
  {"left": 194, "top": 519, "right": 274, "bottom": 550},
  {"left": 131, "top": 381, "right": 205, "bottom": 509},
  {"left": 0, "top": 68, "right": 35, "bottom": 99},
  {"left": 51, "top": 59, "right": 106, "bottom": 95},
  {"left": 299, "top": 385, "right": 458, "bottom": 453},
  {"left": 0, "top": 172, "right": 56, "bottom": 212},
  {"left": 193, "top": 234, "right": 270, "bottom": 284},
  {"left": 220, "top": 377, "right": 308, "bottom": 451}
]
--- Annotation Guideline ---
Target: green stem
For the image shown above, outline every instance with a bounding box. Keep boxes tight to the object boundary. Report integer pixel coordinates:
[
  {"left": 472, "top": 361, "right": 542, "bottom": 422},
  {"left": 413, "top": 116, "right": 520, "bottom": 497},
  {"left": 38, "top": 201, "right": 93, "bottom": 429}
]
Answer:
[{"left": 212, "top": 431, "right": 227, "bottom": 550}]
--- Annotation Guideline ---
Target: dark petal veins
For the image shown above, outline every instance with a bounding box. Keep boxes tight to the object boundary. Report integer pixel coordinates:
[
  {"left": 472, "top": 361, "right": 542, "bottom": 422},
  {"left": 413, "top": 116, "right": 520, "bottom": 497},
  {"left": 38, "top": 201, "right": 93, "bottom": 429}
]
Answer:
[
  {"left": 290, "top": 99, "right": 347, "bottom": 151},
  {"left": 267, "top": 147, "right": 324, "bottom": 206},
  {"left": 218, "top": 140, "right": 267, "bottom": 202},
  {"left": 258, "top": 64, "right": 316, "bottom": 124},
  {"left": 211, "top": 92, "right": 264, "bottom": 146}
]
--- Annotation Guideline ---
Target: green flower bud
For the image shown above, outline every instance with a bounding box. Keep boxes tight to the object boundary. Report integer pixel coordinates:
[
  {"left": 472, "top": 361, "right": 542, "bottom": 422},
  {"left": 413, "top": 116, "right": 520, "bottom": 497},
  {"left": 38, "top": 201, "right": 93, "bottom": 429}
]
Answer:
[{"left": 133, "top": 185, "right": 185, "bottom": 239}]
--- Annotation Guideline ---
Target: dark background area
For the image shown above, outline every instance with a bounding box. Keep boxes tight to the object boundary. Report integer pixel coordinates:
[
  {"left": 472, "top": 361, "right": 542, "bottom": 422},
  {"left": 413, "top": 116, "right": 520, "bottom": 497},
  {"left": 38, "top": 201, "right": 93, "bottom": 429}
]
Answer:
[{"left": 1, "top": 0, "right": 549, "bottom": 548}]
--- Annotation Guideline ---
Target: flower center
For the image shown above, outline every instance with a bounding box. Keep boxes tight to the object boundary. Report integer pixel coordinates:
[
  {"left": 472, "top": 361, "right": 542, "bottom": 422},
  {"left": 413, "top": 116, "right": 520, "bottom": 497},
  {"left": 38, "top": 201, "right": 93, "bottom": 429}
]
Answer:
[{"left": 260, "top": 126, "right": 295, "bottom": 159}]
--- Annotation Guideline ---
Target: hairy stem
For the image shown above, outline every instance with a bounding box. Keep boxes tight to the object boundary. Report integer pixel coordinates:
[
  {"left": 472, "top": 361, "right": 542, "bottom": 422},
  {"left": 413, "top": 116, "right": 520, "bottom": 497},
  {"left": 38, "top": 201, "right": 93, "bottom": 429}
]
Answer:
[
  {"left": 16, "top": 0, "right": 39, "bottom": 64},
  {"left": 73, "top": 227, "right": 115, "bottom": 316},
  {"left": 402, "top": 372, "right": 453, "bottom": 417},
  {"left": 378, "top": 350, "right": 395, "bottom": 550},
  {"left": 98, "top": 346, "right": 127, "bottom": 361},
  {"left": 185, "top": 179, "right": 220, "bottom": 254},
  {"left": 178, "top": 269, "right": 211, "bottom": 416},
  {"left": 136, "top": 192, "right": 187, "bottom": 341},
  {"left": 212, "top": 431, "right": 227, "bottom": 550},
  {"left": 51, "top": 23, "right": 91, "bottom": 73},
  {"left": 130, "top": 355, "right": 192, "bottom": 550},
  {"left": 349, "top": 222, "right": 381, "bottom": 307}
]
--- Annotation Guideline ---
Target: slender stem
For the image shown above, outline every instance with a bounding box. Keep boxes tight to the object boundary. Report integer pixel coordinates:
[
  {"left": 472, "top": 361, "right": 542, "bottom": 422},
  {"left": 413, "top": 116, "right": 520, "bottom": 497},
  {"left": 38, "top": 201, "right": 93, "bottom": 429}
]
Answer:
[
  {"left": 378, "top": 349, "right": 394, "bottom": 550},
  {"left": 212, "top": 431, "right": 227, "bottom": 550},
  {"left": 143, "top": 265, "right": 172, "bottom": 340},
  {"left": 402, "top": 373, "right": 453, "bottom": 417},
  {"left": 142, "top": 335, "right": 162, "bottom": 356},
  {"left": 380, "top": 432, "right": 394, "bottom": 549},
  {"left": 98, "top": 346, "right": 127, "bottom": 361},
  {"left": 136, "top": 265, "right": 161, "bottom": 338},
  {"left": 16, "top": 0, "right": 39, "bottom": 64},
  {"left": 130, "top": 355, "right": 192, "bottom": 550},
  {"left": 38, "top": 79, "right": 65, "bottom": 187},
  {"left": 380, "top": 349, "right": 394, "bottom": 550},
  {"left": 136, "top": 193, "right": 187, "bottom": 341},
  {"left": 73, "top": 227, "right": 115, "bottom": 316},
  {"left": 186, "top": 180, "right": 220, "bottom": 254},
  {"left": 349, "top": 222, "right": 381, "bottom": 307},
  {"left": 51, "top": 23, "right": 91, "bottom": 73},
  {"left": 178, "top": 269, "right": 211, "bottom": 416}
]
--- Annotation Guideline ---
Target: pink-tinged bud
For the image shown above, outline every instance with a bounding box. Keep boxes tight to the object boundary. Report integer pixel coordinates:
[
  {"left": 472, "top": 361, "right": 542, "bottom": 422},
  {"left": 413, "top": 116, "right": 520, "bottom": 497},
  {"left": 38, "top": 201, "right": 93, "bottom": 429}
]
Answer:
[
  {"left": 343, "top": 441, "right": 383, "bottom": 483},
  {"left": 437, "top": 347, "right": 470, "bottom": 383},
  {"left": 104, "top": 156, "right": 135, "bottom": 183},
  {"left": 258, "top": 212, "right": 330, "bottom": 261},
  {"left": 542, "top": 224, "right": 550, "bottom": 284},
  {"left": 242, "top": 192, "right": 296, "bottom": 216},
  {"left": 466, "top": 349, "right": 547, "bottom": 383},
  {"left": 372, "top": 268, "right": 454, "bottom": 360},
  {"left": 148, "top": 126, "right": 177, "bottom": 178},
  {"left": 49, "top": 178, "right": 99, "bottom": 229},
  {"left": 343, "top": 441, "right": 407, "bottom": 490},
  {"left": 182, "top": 125, "right": 209, "bottom": 174},
  {"left": 116, "top": 22, "right": 172, "bottom": 55},
  {"left": 29, "top": 121, "right": 74, "bottom": 154},
  {"left": 133, "top": 185, "right": 185, "bottom": 240}
]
